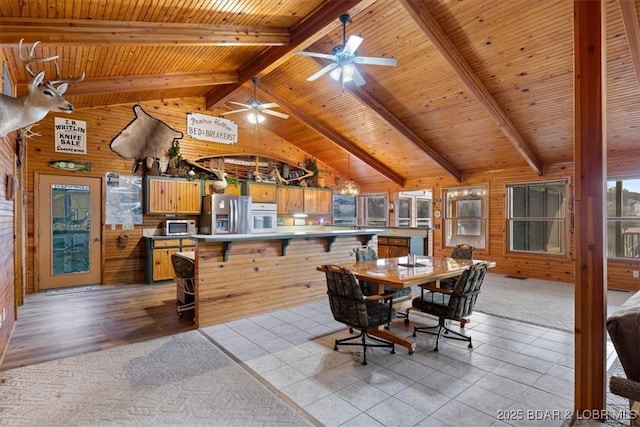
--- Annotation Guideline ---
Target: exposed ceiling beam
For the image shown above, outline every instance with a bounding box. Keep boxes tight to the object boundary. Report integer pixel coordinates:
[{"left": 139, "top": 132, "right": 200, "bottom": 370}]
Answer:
[
  {"left": 346, "top": 78, "right": 463, "bottom": 183},
  {"left": 16, "top": 71, "right": 238, "bottom": 97},
  {"left": 618, "top": 0, "right": 640, "bottom": 88},
  {"left": 399, "top": 0, "right": 544, "bottom": 176},
  {"left": 0, "top": 18, "right": 289, "bottom": 46},
  {"left": 257, "top": 84, "right": 406, "bottom": 186},
  {"left": 204, "top": 0, "right": 376, "bottom": 110}
]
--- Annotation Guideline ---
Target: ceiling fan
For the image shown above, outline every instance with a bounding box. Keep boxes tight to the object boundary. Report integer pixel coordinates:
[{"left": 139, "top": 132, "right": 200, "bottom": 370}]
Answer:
[
  {"left": 222, "top": 77, "right": 289, "bottom": 124},
  {"left": 296, "top": 13, "right": 397, "bottom": 87}
]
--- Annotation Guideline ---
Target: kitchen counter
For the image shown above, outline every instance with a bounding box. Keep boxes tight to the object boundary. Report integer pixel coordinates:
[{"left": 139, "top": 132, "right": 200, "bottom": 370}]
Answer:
[
  {"left": 189, "top": 228, "right": 384, "bottom": 328},
  {"left": 189, "top": 229, "right": 382, "bottom": 261}
]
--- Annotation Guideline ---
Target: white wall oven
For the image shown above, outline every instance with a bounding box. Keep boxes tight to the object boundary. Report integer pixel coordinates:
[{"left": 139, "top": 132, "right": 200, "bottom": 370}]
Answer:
[{"left": 251, "top": 203, "right": 277, "bottom": 233}]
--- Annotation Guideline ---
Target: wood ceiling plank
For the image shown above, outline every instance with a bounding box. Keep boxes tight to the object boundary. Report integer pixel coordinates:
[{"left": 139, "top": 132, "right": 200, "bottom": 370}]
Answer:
[
  {"left": 347, "top": 82, "right": 462, "bottom": 183},
  {"left": 204, "top": 0, "right": 376, "bottom": 110},
  {"left": 0, "top": 17, "right": 290, "bottom": 46},
  {"left": 618, "top": 0, "right": 640, "bottom": 89},
  {"left": 257, "top": 84, "right": 406, "bottom": 186},
  {"left": 398, "top": 0, "right": 544, "bottom": 176}
]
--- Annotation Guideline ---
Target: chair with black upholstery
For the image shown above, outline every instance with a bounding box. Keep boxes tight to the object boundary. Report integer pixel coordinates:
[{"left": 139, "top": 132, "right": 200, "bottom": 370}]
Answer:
[
  {"left": 323, "top": 264, "right": 396, "bottom": 365},
  {"left": 439, "top": 244, "right": 475, "bottom": 290},
  {"left": 410, "top": 262, "right": 488, "bottom": 351},
  {"left": 171, "top": 254, "right": 196, "bottom": 316},
  {"left": 353, "top": 246, "right": 413, "bottom": 317}
]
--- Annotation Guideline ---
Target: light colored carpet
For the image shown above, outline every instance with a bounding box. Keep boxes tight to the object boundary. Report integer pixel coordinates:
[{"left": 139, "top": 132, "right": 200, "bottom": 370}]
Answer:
[
  {"left": 474, "top": 273, "right": 633, "bottom": 332},
  {"left": 0, "top": 330, "right": 315, "bottom": 427}
]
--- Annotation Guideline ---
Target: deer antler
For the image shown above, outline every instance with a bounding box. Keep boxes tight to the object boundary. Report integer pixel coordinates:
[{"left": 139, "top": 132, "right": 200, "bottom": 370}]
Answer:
[
  {"left": 18, "top": 38, "right": 85, "bottom": 86},
  {"left": 18, "top": 38, "right": 59, "bottom": 78},
  {"left": 49, "top": 59, "right": 85, "bottom": 86}
]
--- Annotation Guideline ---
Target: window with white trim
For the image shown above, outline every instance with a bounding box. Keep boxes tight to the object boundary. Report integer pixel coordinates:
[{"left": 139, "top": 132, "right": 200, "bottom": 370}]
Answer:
[
  {"left": 607, "top": 178, "right": 640, "bottom": 259},
  {"left": 443, "top": 186, "right": 487, "bottom": 249},
  {"left": 507, "top": 180, "right": 567, "bottom": 254},
  {"left": 359, "top": 194, "right": 388, "bottom": 227}
]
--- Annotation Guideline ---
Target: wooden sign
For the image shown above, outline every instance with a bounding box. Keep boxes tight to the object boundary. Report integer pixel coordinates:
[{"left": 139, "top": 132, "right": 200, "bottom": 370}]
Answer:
[{"left": 187, "top": 112, "right": 237, "bottom": 144}]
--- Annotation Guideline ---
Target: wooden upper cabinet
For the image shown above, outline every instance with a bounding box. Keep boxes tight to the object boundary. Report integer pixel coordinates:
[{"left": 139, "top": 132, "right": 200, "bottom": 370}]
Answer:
[
  {"left": 277, "top": 186, "right": 304, "bottom": 214},
  {"left": 303, "top": 188, "right": 332, "bottom": 214},
  {"left": 145, "top": 177, "right": 202, "bottom": 215},
  {"left": 243, "top": 182, "right": 277, "bottom": 203}
]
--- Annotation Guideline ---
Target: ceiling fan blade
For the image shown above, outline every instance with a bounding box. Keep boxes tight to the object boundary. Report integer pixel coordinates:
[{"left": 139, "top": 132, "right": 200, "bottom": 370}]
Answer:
[
  {"left": 262, "top": 109, "right": 289, "bottom": 119},
  {"left": 354, "top": 56, "right": 398, "bottom": 67},
  {"left": 351, "top": 66, "right": 366, "bottom": 87},
  {"left": 343, "top": 35, "right": 363, "bottom": 55},
  {"left": 307, "top": 62, "right": 338, "bottom": 81},
  {"left": 222, "top": 108, "right": 250, "bottom": 115},
  {"left": 259, "top": 102, "right": 280, "bottom": 109},
  {"left": 228, "top": 101, "right": 251, "bottom": 108},
  {"left": 296, "top": 51, "right": 337, "bottom": 61}
]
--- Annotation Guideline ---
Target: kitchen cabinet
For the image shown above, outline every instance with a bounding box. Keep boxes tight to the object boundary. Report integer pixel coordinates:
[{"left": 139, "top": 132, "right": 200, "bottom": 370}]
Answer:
[
  {"left": 242, "top": 182, "right": 277, "bottom": 203},
  {"left": 277, "top": 186, "right": 304, "bottom": 214},
  {"left": 144, "top": 237, "right": 195, "bottom": 283},
  {"left": 378, "top": 236, "right": 425, "bottom": 258},
  {"left": 303, "top": 187, "right": 332, "bottom": 214},
  {"left": 145, "top": 177, "right": 202, "bottom": 215}
]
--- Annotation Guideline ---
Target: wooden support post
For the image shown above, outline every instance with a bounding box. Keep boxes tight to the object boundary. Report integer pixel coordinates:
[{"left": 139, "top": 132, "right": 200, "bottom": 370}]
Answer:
[{"left": 573, "top": 0, "right": 607, "bottom": 417}]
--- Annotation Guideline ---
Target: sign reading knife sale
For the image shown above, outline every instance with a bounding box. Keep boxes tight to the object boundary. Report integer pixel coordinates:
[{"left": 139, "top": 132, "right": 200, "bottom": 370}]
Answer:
[
  {"left": 55, "top": 117, "right": 87, "bottom": 154},
  {"left": 187, "top": 112, "right": 237, "bottom": 144}
]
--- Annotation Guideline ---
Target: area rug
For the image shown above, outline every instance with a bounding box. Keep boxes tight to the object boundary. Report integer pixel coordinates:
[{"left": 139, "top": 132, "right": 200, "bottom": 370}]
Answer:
[
  {"left": 0, "top": 330, "right": 314, "bottom": 427},
  {"left": 474, "top": 273, "right": 633, "bottom": 332}
]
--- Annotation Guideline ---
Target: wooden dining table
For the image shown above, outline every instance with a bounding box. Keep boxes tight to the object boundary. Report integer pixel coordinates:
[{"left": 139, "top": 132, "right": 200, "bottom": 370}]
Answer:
[{"left": 317, "top": 255, "right": 496, "bottom": 353}]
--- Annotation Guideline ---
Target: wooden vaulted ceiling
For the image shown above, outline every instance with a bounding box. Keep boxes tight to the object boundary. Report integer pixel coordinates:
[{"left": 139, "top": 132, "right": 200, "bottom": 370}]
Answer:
[{"left": 1, "top": 0, "right": 640, "bottom": 188}]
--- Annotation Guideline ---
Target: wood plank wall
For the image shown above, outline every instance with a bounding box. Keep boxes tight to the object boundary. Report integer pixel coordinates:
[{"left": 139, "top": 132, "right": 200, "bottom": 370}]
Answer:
[
  {"left": 23, "top": 97, "right": 338, "bottom": 293},
  {"left": 0, "top": 133, "right": 16, "bottom": 358},
  {"left": 194, "top": 235, "right": 375, "bottom": 327},
  {"left": 363, "top": 154, "right": 640, "bottom": 292},
  {"left": 0, "top": 46, "right": 17, "bottom": 362}
]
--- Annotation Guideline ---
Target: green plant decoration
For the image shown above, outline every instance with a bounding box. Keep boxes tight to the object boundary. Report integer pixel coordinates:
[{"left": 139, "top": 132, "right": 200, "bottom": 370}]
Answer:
[{"left": 167, "top": 141, "right": 182, "bottom": 169}]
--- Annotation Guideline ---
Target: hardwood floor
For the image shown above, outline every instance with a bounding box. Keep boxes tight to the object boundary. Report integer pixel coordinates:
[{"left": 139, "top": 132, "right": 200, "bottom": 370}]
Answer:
[{"left": 1, "top": 282, "right": 195, "bottom": 371}]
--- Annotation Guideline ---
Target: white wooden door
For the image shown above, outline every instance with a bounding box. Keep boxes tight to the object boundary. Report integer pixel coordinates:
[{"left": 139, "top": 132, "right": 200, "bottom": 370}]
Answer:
[{"left": 37, "top": 174, "right": 102, "bottom": 289}]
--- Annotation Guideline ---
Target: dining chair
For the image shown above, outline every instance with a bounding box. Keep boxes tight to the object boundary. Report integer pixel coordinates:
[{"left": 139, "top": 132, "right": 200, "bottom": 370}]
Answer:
[
  {"left": 322, "top": 264, "right": 396, "bottom": 365},
  {"left": 404, "top": 244, "right": 475, "bottom": 324},
  {"left": 171, "top": 254, "right": 196, "bottom": 316},
  {"left": 410, "top": 262, "right": 488, "bottom": 351},
  {"left": 353, "top": 246, "right": 412, "bottom": 325}
]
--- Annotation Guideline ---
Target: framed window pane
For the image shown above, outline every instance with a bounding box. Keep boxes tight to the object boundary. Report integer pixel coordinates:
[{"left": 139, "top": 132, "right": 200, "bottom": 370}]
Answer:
[
  {"left": 398, "top": 197, "right": 410, "bottom": 227},
  {"left": 507, "top": 180, "right": 567, "bottom": 255},
  {"left": 607, "top": 178, "right": 640, "bottom": 259},
  {"left": 443, "top": 186, "right": 487, "bottom": 249},
  {"left": 360, "top": 194, "right": 387, "bottom": 227}
]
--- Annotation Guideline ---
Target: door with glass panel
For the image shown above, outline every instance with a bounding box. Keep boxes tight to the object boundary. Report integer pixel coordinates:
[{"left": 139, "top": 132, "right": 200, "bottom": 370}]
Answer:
[{"left": 38, "top": 175, "right": 101, "bottom": 289}]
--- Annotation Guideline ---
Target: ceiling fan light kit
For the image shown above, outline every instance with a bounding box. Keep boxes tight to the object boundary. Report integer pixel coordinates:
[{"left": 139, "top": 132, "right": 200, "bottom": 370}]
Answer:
[
  {"left": 297, "top": 13, "right": 397, "bottom": 88},
  {"left": 222, "top": 76, "right": 289, "bottom": 124}
]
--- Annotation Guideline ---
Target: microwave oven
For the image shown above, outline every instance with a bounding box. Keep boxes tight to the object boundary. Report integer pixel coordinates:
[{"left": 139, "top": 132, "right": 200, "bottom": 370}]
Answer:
[{"left": 164, "top": 219, "right": 196, "bottom": 236}]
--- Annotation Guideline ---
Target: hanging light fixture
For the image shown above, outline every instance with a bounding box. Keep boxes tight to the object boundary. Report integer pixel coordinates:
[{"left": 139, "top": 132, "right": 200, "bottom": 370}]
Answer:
[
  {"left": 330, "top": 63, "right": 355, "bottom": 83},
  {"left": 340, "top": 155, "right": 359, "bottom": 196},
  {"left": 247, "top": 110, "right": 265, "bottom": 124}
]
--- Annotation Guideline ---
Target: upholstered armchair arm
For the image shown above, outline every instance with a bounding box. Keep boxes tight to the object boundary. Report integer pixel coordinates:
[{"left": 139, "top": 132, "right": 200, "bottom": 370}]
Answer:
[
  {"left": 610, "top": 376, "right": 640, "bottom": 402},
  {"left": 421, "top": 284, "right": 454, "bottom": 295},
  {"left": 366, "top": 290, "right": 397, "bottom": 301}
]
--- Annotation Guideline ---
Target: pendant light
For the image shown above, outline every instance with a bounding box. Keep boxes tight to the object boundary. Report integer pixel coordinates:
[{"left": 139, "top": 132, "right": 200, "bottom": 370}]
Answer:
[{"left": 340, "top": 155, "right": 359, "bottom": 196}]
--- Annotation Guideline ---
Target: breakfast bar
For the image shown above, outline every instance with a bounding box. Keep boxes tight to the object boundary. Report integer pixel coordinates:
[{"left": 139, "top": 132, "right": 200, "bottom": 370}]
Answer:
[{"left": 189, "top": 229, "right": 382, "bottom": 328}]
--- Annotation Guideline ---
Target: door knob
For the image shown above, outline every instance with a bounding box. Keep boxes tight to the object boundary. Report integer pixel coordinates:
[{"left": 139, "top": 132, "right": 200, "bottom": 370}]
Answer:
[{"left": 93, "top": 237, "right": 101, "bottom": 242}]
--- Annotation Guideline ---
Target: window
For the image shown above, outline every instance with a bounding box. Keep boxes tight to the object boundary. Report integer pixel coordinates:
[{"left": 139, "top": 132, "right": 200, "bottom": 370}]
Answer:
[
  {"left": 607, "top": 178, "right": 640, "bottom": 259},
  {"left": 443, "top": 186, "right": 487, "bottom": 249},
  {"left": 359, "top": 194, "right": 388, "bottom": 227},
  {"left": 507, "top": 180, "right": 567, "bottom": 254},
  {"left": 396, "top": 190, "right": 432, "bottom": 228}
]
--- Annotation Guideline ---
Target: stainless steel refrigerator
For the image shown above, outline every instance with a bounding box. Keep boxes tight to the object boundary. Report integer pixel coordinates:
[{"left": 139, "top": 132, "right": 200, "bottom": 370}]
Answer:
[{"left": 199, "top": 194, "right": 252, "bottom": 234}]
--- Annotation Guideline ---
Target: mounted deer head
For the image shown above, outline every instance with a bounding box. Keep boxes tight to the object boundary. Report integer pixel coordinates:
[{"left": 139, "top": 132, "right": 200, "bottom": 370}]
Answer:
[{"left": 0, "top": 39, "right": 84, "bottom": 137}]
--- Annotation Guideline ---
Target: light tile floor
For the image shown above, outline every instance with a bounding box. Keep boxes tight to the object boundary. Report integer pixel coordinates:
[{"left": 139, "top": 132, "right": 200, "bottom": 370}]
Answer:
[{"left": 200, "top": 297, "right": 623, "bottom": 427}]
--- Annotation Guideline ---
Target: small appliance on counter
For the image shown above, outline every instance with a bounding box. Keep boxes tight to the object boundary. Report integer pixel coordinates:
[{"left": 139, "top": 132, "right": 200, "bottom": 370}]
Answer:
[
  {"left": 164, "top": 219, "right": 197, "bottom": 236},
  {"left": 200, "top": 194, "right": 252, "bottom": 234},
  {"left": 250, "top": 202, "right": 277, "bottom": 233}
]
